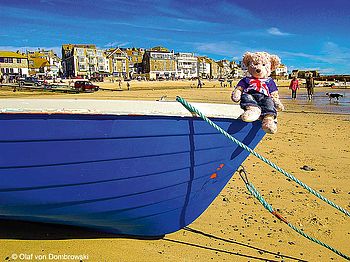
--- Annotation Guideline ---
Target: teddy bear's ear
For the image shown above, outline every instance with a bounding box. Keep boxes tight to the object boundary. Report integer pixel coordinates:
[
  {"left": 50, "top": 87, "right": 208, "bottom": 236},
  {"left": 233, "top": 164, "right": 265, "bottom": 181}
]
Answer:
[
  {"left": 242, "top": 52, "right": 253, "bottom": 67},
  {"left": 270, "top": 55, "right": 281, "bottom": 71}
]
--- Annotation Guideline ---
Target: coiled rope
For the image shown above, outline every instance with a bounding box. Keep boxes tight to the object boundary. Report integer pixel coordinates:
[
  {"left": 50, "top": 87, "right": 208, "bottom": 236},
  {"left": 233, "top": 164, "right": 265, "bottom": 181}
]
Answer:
[{"left": 176, "top": 96, "right": 350, "bottom": 217}]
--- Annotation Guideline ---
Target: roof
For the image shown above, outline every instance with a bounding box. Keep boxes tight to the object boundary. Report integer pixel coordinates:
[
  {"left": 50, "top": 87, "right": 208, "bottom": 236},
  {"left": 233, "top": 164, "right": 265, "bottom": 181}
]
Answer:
[
  {"left": 29, "top": 57, "right": 49, "bottom": 69},
  {"left": 0, "top": 99, "right": 243, "bottom": 119},
  {"left": 106, "top": 47, "right": 128, "bottom": 58},
  {"left": 62, "top": 44, "right": 96, "bottom": 50},
  {"left": 149, "top": 46, "right": 169, "bottom": 52},
  {"left": 0, "top": 51, "right": 27, "bottom": 59}
]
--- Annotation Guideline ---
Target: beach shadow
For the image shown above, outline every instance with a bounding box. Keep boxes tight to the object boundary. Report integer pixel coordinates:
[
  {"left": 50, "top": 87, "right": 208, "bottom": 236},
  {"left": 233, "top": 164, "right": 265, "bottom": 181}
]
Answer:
[
  {"left": 0, "top": 219, "right": 163, "bottom": 240},
  {"left": 166, "top": 227, "right": 307, "bottom": 262}
]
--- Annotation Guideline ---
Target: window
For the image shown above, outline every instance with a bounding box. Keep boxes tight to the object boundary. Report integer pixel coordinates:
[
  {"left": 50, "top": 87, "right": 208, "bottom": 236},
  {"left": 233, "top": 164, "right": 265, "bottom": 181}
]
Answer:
[
  {"left": 76, "top": 48, "right": 84, "bottom": 55},
  {"left": 86, "top": 49, "right": 94, "bottom": 55},
  {"left": 17, "top": 58, "right": 21, "bottom": 63},
  {"left": 0, "top": 58, "right": 4, "bottom": 63}
]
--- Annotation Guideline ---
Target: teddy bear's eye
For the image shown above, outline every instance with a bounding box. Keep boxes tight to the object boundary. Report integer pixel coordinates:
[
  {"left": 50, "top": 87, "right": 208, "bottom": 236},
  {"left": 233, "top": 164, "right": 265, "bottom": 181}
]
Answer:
[{"left": 263, "top": 64, "right": 266, "bottom": 66}]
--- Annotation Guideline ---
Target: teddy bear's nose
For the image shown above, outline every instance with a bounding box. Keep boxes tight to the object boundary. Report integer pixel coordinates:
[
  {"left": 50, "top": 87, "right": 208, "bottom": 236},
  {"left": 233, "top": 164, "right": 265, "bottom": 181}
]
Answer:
[{"left": 256, "top": 69, "right": 261, "bottom": 73}]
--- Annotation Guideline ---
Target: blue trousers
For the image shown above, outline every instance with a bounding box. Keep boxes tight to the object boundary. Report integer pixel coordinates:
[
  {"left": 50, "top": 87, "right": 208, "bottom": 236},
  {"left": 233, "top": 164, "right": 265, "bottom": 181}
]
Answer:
[{"left": 240, "top": 92, "right": 277, "bottom": 117}]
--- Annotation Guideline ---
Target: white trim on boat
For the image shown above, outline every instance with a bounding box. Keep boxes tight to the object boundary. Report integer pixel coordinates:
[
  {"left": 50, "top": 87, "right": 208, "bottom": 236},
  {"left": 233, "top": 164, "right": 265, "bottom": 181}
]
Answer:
[{"left": 0, "top": 99, "right": 244, "bottom": 119}]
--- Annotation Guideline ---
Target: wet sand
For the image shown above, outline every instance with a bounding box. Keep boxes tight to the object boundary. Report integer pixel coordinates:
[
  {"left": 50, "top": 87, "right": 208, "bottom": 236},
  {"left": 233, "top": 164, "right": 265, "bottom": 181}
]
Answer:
[{"left": 0, "top": 81, "right": 349, "bottom": 261}]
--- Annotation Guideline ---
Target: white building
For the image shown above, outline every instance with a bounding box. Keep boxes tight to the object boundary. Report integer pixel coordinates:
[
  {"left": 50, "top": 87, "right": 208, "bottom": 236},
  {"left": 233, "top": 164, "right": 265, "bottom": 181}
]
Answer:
[
  {"left": 274, "top": 64, "right": 288, "bottom": 77},
  {"left": 27, "top": 49, "right": 62, "bottom": 78},
  {"left": 175, "top": 52, "right": 197, "bottom": 79},
  {"left": 0, "top": 51, "right": 29, "bottom": 78}
]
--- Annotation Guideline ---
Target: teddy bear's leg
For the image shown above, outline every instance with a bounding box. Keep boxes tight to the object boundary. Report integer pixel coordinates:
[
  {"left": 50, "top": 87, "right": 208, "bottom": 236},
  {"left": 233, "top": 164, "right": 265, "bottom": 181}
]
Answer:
[
  {"left": 262, "top": 115, "right": 277, "bottom": 134},
  {"left": 241, "top": 106, "right": 261, "bottom": 122}
]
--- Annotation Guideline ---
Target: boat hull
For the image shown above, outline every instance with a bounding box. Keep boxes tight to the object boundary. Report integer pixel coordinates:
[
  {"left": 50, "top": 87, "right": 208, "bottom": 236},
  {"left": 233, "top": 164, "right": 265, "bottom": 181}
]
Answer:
[{"left": 0, "top": 113, "right": 265, "bottom": 236}]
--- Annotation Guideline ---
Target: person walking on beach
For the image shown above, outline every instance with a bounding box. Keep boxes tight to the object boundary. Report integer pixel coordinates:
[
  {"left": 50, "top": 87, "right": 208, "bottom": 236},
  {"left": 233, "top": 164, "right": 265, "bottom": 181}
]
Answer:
[
  {"left": 127, "top": 81, "right": 130, "bottom": 90},
  {"left": 118, "top": 79, "right": 122, "bottom": 89},
  {"left": 289, "top": 77, "right": 299, "bottom": 100},
  {"left": 306, "top": 76, "right": 314, "bottom": 100},
  {"left": 197, "top": 77, "right": 203, "bottom": 88}
]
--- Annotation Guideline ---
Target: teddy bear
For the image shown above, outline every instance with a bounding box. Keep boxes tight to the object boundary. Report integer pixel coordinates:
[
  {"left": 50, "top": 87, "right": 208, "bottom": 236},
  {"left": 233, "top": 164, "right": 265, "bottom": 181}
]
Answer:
[{"left": 231, "top": 51, "right": 285, "bottom": 134}]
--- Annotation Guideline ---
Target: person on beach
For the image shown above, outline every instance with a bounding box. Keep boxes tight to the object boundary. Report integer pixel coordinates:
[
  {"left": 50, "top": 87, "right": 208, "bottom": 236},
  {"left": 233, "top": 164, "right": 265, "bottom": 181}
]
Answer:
[
  {"left": 289, "top": 77, "right": 299, "bottom": 100},
  {"left": 197, "top": 77, "right": 203, "bottom": 88},
  {"left": 306, "top": 76, "right": 314, "bottom": 100},
  {"left": 118, "top": 79, "right": 122, "bottom": 89},
  {"left": 127, "top": 81, "right": 130, "bottom": 90}
]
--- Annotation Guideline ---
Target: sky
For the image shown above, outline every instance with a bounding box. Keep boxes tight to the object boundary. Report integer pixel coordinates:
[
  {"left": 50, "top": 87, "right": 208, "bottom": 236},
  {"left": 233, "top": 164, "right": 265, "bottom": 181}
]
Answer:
[{"left": 0, "top": 0, "right": 350, "bottom": 75}]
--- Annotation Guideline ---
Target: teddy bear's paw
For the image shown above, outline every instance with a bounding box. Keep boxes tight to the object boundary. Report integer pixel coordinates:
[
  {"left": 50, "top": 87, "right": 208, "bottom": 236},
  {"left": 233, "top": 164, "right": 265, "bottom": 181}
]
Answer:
[
  {"left": 262, "top": 118, "right": 277, "bottom": 134},
  {"left": 241, "top": 106, "right": 261, "bottom": 122},
  {"left": 276, "top": 102, "right": 285, "bottom": 111},
  {"left": 231, "top": 88, "right": 242, "bottom": 102}
]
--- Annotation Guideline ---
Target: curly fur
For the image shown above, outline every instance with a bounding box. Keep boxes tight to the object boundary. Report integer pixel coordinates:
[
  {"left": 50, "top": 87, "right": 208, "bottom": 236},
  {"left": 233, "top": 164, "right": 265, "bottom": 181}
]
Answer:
[{"left": 243, "top": 51, "right": 281, "bottom": 79}]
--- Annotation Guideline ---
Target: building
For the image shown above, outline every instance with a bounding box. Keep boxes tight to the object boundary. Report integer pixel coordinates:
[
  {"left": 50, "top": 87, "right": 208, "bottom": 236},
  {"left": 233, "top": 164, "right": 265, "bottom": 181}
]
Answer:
[
  {"left": 27, "top": 50, "right": 50, "bottom": 77},
  {"left": 61, "top": 44, "right": 108, "bottom": 78},
  {"left": 27, "top": 49, "right": 62, "bottom": 78},
  {"left": 105, "top": 48, "right": 129, "bottom": 78},
  {"left": 142, "top": 46, "right": 176, "bottom": 80},
  {"left": 272, "top": 64, "right": 288, "bottom": 79},
  {"left": 174, "top": 52, "right": 197, "bottom": 79},
  {"left": 231, "top": 62, "right": 244, "bottom": 79},
  {"left": 0, "top": 50, "right": 29, "bottom": 79},
  {"left": 207, "top": 58, "right": 220, "bottom": 79},
  {"left": 217, "top": 59, "right": 232, "bottom": 79},
  {"left": 290, "top": 69, "right": 319, "bottom": 79},
  {"left": 197, "top": 56, "right": 211, "bottom": 78},
  {"left": 123, "top": 47, "right": 145, "bottom": 77}
]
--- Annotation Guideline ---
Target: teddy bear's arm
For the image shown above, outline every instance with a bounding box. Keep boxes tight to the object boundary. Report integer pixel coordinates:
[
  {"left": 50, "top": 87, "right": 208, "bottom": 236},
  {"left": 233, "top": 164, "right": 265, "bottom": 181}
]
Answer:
[
  {"left": 271, "top": 91, "right": 285, "bottom": 111},
  {"left": 231, "top": 86, "right": 243, "bottom": 102}
]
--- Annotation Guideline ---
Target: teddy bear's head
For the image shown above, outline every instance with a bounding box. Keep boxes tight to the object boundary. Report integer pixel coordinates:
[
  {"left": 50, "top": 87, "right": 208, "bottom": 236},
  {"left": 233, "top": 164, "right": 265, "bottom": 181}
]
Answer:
[{"left": 243, "top": 51, "right": 281, "bottom": 79}]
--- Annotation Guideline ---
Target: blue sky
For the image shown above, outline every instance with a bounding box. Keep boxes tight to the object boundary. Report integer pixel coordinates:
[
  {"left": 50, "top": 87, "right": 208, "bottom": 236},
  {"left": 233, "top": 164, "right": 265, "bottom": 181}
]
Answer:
[{"left": 0, "top": 0, "right": 349, "bottom": 74}]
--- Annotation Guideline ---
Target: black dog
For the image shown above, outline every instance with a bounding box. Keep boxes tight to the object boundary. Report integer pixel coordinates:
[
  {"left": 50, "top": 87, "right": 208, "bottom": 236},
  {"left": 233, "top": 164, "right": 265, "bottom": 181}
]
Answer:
[{"left": 326, "top": 93, "right": 344, "bottom": 101}]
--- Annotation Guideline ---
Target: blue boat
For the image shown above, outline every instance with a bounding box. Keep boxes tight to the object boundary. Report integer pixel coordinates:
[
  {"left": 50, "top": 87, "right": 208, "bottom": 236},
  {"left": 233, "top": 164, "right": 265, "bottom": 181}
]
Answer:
[{"left": 0, "top": 99, "right": 265, "bottom": 237}]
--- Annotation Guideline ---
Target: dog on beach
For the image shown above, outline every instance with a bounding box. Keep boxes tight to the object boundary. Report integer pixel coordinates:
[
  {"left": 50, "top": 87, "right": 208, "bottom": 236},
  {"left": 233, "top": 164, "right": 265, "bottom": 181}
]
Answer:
[{"left": 326, "top": 92, "right": 344, "bottom": 101}]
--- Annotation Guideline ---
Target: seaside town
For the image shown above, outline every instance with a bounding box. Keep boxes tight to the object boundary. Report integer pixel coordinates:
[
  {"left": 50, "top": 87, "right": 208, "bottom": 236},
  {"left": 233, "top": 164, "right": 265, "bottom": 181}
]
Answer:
[{"left": 2, "top": 44, "right": 349, "bottom": 87}]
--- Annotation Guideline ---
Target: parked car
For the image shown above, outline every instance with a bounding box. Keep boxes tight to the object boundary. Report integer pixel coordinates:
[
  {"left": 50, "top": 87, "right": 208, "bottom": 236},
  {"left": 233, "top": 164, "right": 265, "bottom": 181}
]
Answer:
[
  {"left": 74, "top": 81, "right": 99, "bottom": 92},
  {"left": 19, "top": 77, "right": 44, "bottom": 86}
]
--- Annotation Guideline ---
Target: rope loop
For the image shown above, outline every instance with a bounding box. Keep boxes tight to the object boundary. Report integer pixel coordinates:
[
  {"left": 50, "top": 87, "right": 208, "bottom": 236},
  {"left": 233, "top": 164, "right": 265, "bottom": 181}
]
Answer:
[{"left": 176, "top": 96, "right": 350, "bottom": 217}]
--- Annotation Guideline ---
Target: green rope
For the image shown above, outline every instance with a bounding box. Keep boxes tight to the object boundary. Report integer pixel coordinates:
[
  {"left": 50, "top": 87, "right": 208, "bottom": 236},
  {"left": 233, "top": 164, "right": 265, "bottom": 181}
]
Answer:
[
  {"left": 243, "top": 177, "right": 350, "bottom": 260},
  {"left": 176, "top": 96, "right": 350, "bottom": 217}
]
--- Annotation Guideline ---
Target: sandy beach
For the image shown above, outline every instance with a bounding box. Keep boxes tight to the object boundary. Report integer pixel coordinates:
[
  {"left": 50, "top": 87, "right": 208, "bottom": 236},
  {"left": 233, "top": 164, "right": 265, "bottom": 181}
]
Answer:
[{"left": 0, "top": 80, "right": 349, "bottom": 261}]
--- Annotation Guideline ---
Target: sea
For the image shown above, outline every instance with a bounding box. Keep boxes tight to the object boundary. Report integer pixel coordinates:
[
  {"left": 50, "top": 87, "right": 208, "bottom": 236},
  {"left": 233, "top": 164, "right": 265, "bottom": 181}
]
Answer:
[{"left": 281, "top": 88, "right": 350, "bottom": 115}]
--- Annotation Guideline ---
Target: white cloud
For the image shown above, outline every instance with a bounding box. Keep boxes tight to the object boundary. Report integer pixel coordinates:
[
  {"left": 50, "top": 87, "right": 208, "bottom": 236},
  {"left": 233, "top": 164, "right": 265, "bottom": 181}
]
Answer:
[
  {"left": 193, "top": 40, "right": 264, "bottom": 60},
  {"left": 267, "top": 27, "right": 292, "bottom": 36},
  {"left": 104, "top": 41, "right": 130, "bottom": 48}
]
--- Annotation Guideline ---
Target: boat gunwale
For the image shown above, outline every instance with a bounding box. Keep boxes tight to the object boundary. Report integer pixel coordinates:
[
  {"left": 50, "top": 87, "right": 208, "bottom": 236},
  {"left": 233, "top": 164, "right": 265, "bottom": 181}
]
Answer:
[{"left": 0, "top": 99, "right": 244, "bottom": 119}]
